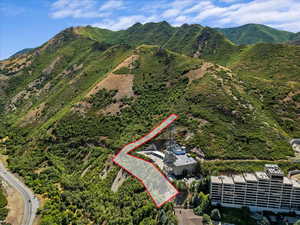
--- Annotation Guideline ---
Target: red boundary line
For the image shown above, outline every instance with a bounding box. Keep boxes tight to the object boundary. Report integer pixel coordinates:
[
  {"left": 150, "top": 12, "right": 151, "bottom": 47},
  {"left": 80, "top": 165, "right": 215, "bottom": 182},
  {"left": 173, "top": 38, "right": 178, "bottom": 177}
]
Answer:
[{"left": 112, "top": 114, "right": 180, "bottom": 208}]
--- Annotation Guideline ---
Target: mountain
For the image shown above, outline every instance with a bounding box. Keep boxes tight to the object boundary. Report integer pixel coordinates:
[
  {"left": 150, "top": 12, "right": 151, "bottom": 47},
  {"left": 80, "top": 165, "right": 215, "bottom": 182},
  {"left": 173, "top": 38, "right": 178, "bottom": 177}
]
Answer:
[
  {"left": 72, "top": 22, "right": 240, "bottom": 65},
  {"left": 0, "top": 22, "right": 300, "bottom": 224},
  {"left": 217, "top": 24, "right": 295, "bottom": 45},
  {"left": 290, "top": 32, "right": 300, "bottom": 45},
  {"left": 10, "top": 48, "right": 34, "bottom": 58}
]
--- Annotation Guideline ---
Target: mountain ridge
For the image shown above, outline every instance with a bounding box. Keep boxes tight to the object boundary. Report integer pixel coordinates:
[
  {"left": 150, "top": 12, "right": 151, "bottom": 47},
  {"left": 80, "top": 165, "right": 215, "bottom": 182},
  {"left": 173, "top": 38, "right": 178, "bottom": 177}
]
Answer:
[
  {"left": 5, "top": 21, "right": 300, "bottom": 60},
  {"left": 216, "top": 23, "right": 296, "bottom": 45}
]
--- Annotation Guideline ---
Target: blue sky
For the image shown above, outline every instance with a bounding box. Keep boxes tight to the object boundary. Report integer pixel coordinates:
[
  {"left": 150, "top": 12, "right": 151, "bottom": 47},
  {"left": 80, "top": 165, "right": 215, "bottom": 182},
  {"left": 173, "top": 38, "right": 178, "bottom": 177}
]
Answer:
[{"left": 1, "top": 0, "right": 300, "bottom": 59}]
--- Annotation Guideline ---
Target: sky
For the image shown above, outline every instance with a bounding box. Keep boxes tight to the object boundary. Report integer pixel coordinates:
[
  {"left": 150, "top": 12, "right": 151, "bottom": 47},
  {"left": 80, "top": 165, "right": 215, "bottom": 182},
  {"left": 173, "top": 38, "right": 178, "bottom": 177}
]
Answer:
[{"left": 1, "top": 0, "right": 300, "bottom": 59}]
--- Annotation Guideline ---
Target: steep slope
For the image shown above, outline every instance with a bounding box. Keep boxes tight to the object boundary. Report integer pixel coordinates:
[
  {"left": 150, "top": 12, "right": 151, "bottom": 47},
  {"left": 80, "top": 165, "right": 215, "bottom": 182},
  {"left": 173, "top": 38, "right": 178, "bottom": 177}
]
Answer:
[
  {"left": 75, "top": 22, "right": 239, "bottom": 65},
  {"left": 0, "top": 27, "right": 133, "bottom": 131},
  {"left": 290, "top": 32, "right": 300, "bottom": 45},
  {"left": 3, "top": 45, "right": 294, "bottom": 223},
  {"left": 230, "top": 43, "right": 300, "bottom": 138},
  {"left": 1, "top": 23, "right": 299, "bottom": 224},
  {"left": 10, "top": 48, "right": 34, "bottom": 58},
  {"left": 217, "top": 24, "right": 295, "bottom": 45}
]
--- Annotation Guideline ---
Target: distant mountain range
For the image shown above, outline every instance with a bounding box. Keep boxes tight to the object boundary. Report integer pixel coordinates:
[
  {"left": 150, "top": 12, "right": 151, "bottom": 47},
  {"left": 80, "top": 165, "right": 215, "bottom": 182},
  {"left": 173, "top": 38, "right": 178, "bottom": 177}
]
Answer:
[{"left": 216, "top": 23, "right": 299, "bottom": 45}]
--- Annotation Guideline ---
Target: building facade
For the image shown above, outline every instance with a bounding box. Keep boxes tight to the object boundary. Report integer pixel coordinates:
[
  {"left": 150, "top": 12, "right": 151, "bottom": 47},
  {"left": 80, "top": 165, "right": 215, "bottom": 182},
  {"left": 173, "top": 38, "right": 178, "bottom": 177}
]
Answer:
[
  {"left": 163, "top": 141, "right": 197, "bottom": 176},
  {"left": 210, "top": 164, "right": 300, "bottom": 214}
]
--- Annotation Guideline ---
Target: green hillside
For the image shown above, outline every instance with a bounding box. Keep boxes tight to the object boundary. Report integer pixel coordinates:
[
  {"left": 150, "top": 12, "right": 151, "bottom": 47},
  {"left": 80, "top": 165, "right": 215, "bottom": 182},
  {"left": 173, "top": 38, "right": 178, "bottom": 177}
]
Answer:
[
  {"left": 290, "top": 32, "right": 300, "bottom": 45},
  {"left": 217, "top": 24, "right": 295, "bottom": 45},
  {"left": 0, "top": 22, "right": 300, "bottom": 224},
  {"left": 230, "top": 43, "right": 300, "bottom": 138},
  {"left": 73, "top": 22, "right": 240, "bottom": 65}
]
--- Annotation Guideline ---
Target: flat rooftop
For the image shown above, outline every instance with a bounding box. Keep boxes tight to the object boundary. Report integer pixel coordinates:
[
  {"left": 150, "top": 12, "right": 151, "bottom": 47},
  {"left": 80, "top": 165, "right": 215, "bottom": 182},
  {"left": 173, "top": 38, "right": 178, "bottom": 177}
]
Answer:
[
  {"left": 233, "top": 175, "right": 245, "bottom": 183},
  {"left": 243, "top": 173, "right": 258, "bottom": 182},
  {"left": 255, "top": 172, "right": 269, "bottom": 180},
  {"left": 211, "top": 176, "right": 223, "bottom": 184},
  {"left": 221, "top": 176, "right": 234, "bottom": 185},
  {"left": 283, "top": 177, "right": 293, "bottom": 185},
  {"left": 174, "top": 154, "right": 197, "bottom": 167},
  {"left": 292, "top": 180, "right": 300, "bottom": 188}
]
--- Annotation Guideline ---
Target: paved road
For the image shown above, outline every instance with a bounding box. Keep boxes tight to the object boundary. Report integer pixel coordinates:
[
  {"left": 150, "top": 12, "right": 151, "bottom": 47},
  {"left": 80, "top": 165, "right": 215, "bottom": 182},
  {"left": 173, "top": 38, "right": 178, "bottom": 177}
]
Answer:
[{"left": 0, "top": 163, "right": 39, "bottom": 225}]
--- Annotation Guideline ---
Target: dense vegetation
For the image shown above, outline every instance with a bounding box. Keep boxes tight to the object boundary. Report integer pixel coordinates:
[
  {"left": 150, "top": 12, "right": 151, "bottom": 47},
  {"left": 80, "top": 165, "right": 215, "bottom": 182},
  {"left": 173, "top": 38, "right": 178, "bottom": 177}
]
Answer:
[
  {"left": 216, "top": 24, "right": 296, "bottom": 45},
  {"left": 0, "top": 185, "right": 9, "bottom": 224},
  {"left": 0, "top": 21, "right": 299, "bottom": 224}
]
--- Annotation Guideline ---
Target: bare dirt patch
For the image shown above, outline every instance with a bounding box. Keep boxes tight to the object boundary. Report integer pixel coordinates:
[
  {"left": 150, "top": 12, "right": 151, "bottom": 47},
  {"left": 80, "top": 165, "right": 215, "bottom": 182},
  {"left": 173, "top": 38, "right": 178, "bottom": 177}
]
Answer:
[
  {"left": 283, "top": 90, "right": 300, "bottom": 102},
  {"left": 72, "top": 101, "right": 92, "bottom": 114},
  {"left": 112, "top": 55, "right": 139, "bottom": 72},
  {"left": 111, "top": 169, "right": 128, "bottom": 192},
  {"left": 20, "top": 103, "right": 46, "bottom": 126},
  {"left": 42, "top": 56, "right": 61, "bottom": 75},
  {"left": 185, "top": 62, "right": 213, "bottom": 84},
  {"left": 101, "top": 102, "right": 122, "bottom": 115},
  {"left": 89, "top": 74, "right": 134, "bottom": 100},
  {"left": 0, "top": 75, "right": 8, "bottom": 81},
  {"left": 85, "top": 55, "right": 139, "bottom": 100},
  {"left": 174, "top": 209, "right": 203, "bottom": 225},
  {"left": 3, "top": 182, "right": 24, "bottom": 225},
  {"left": 0, "top": 54, "right": 32, "bottom": 74}
]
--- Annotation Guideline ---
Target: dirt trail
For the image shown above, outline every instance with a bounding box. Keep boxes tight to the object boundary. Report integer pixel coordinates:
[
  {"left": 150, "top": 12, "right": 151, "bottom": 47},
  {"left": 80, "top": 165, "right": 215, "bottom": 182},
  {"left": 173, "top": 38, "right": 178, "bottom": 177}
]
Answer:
[
  {"left": 185, "top": 62, "right": 213, "bottom": 84},
  {"left": 20, "top": 103, "right": 46, "bottom": 126},
  {"left": 85, "top": 55, "right": 139, "bottom": 100},
  {"left": 111, "top": 169, "right": 127, "bottom": 192}
]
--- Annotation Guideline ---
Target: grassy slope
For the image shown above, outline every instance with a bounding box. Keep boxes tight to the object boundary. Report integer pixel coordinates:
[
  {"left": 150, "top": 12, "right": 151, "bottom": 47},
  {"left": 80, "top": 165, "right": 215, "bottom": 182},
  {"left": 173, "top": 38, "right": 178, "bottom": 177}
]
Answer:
[
  {"left": 217, "top": 24, "right": 295, "bottom": 45},
  {"left": 230, "top": 43, "right": 300, "bottom": 138},
  {"left": 75, "top": 22, "right": 240, "bottom": 65},
  {"left": 0, "top": 185, "right": 8, "bottom": 223},
  {"left": 0, "top": 27, "right": 296, "bottom": 160}
]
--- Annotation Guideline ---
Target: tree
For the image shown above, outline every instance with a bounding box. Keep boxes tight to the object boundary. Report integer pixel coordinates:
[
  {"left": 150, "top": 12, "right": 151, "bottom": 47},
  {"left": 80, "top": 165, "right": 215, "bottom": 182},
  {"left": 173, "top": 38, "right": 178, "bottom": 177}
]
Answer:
[
  {"left": 139, "top": 218, "right": 156, "bottom": 225},
  {"left": 258, "top": 216, "right": 270, "bottom": 225},
  {"left": 193, "top": 192, "right": 210, "bottom": 216},
  {"left": 294, "top": 220, "right": 300, "bottom": 225},
  {"left": 202, "top": 214, "right": 212, "bottom": 225},
  {"left": 210, "top": 208, "right": 221, "bottom": 221}
]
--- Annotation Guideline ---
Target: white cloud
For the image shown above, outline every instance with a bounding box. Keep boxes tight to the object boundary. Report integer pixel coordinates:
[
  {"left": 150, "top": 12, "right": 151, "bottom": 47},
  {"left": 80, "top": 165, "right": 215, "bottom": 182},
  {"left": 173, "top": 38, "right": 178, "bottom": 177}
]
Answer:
[
  {"left": 99, "top": 0, "right": 124, "bottom": 11},
  {"left": 170, "top": 0, "right": 198, "bottom": 9},
  {"left": 93, "top": 15, "right": 159, "bottom": 31},
  {"left": 189, "top": 0, "right": 300, "bottom": 31},
  {"left": 183, "top": 1, "right": 212, "bottom": 14},
  {"left": 50, "top": 0, "right": 124, "bottom": 19},
  {"left": 271, "top": 21, "right": 300, "bottom": 33},
  {"left": 218, "top": 0, "right": 240, "bottom": 3},
  {"left": 162, "top": 9, "right": 181, "bottom": 18},
  {"left": 49, "top": 0, "right": 300, "bottom": 32},
  {"left": 174, "top": 15, "right": 189, "bottom": 23}
]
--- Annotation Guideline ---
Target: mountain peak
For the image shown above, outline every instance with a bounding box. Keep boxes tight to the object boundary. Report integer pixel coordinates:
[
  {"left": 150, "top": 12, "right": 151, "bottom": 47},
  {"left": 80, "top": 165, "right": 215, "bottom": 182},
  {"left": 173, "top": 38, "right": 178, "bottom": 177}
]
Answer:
[{"left": 217, "top": 23, "right": 295, "bottom": 45}]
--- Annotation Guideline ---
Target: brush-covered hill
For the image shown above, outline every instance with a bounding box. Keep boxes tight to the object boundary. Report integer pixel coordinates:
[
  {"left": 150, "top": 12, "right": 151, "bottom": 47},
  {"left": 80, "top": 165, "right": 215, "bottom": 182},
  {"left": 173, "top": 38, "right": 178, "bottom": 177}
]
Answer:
[
  {"left": 229, "top": 43, "right": 300, "bottom": 138},
  {"left": 216, "top": 24, "right": 295, "bottom": 45},
  {"left": 0, "top": 22, "right": 300, "bottom": 224},
  {"left": 69, "top": 22, "right": 241, "bottom": 65},
  {"left": 290, "top": 32, "right": 300, "bottom": 45},
  {"left": 0, "top": 25, "right": 295, "bottom": 160}
]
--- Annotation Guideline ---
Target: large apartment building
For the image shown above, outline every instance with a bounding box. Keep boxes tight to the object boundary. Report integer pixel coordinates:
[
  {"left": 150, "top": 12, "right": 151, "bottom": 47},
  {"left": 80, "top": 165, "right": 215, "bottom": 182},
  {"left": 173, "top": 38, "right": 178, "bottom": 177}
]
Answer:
[{"left": 210, "top": 164, "right": 300, "bottom": 214}]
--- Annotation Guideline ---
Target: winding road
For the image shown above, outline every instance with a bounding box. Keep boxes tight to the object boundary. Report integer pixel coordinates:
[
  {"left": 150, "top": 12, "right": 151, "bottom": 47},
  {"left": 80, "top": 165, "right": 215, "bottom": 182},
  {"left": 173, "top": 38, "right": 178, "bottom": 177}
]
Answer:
[{"left": 0, "top": 163, "right": 39, "bottom": 225}]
